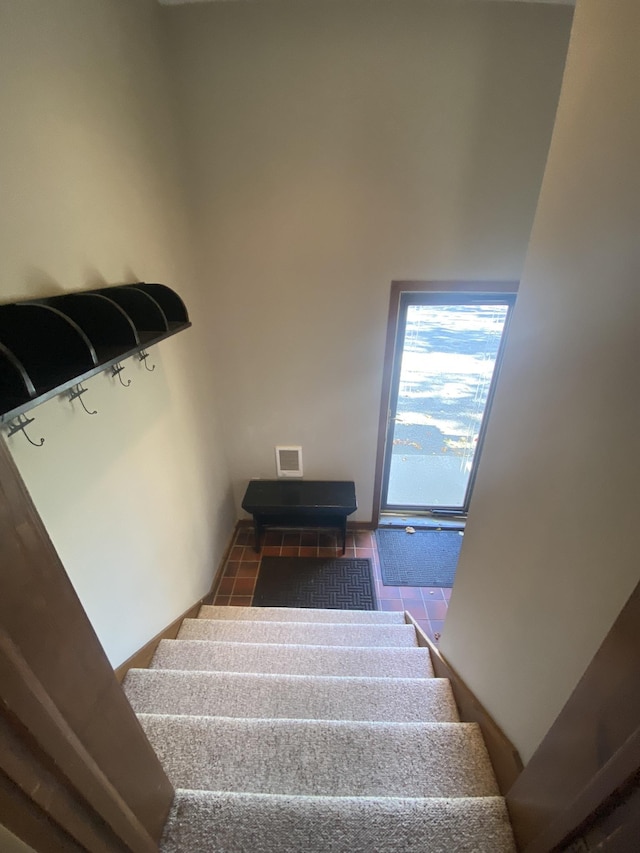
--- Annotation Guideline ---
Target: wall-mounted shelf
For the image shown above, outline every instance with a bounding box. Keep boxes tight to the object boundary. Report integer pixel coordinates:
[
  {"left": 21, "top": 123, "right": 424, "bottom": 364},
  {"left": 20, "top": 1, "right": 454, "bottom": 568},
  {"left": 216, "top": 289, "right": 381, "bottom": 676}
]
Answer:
[{"left": 0, "top": 283, "right": 190, "bottom": 422}]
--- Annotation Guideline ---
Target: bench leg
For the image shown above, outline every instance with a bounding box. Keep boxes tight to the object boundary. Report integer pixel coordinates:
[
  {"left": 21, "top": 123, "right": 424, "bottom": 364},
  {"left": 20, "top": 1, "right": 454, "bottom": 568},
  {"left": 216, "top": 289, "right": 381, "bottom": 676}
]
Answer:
[{"left": 253, "top": 516, "right": 263, "bottom": 553}]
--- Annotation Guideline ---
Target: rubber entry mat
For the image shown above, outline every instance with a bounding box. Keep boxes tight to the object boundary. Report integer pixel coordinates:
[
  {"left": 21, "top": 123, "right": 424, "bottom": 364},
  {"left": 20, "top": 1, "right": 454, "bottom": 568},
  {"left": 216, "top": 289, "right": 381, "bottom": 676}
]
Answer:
[{"left": 253, "top": 558, "right": 376, "bottom": 610}]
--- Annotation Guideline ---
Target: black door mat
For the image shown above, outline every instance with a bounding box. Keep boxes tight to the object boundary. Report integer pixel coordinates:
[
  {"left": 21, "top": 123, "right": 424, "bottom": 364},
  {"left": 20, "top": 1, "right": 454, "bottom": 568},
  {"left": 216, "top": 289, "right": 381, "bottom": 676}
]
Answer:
[
  {"left": 253, "top": 558, "right": 376, "bottom": 610},
  {"left": 375, "top": 528, "right": 462, "bottom": 587}
]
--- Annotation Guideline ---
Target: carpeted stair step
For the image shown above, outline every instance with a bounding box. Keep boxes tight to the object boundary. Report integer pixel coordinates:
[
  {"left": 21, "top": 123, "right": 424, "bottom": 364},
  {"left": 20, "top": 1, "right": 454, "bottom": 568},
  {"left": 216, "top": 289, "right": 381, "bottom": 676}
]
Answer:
[
  {"left": 123, "top": 669, "right": 459, "bottom": 722},
  {"left": 160, "top": 790, "right": 516, "bottom": 853},
  {"left": 138, "top": 715, "right": 498, "bottom": 798},
  {"left": 150, "top": 640, "right": 434, "bottom": 678},
  {"left": 198, "top": 605, "right": 406, "bottom": 624},
  {"left": 177, "top": 618, "right": 418, "bottom": 647}
]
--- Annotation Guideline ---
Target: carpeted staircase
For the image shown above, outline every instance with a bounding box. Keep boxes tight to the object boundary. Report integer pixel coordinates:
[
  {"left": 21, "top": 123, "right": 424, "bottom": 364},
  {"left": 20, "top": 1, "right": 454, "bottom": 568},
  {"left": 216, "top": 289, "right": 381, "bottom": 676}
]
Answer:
[{"left": 123, "top": 606, "right": 516, "bottom": 852}]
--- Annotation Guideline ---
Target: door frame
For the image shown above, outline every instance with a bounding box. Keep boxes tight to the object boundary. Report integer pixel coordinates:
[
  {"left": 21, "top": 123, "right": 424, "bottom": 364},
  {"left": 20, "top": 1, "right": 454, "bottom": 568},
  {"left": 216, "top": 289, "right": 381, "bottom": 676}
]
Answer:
[
  {"left": 0, "top": 437, "right": 174, "bottom": 852},
  {"left": 506, "top": 578, "right": 640, "bottom": 852},
  {"left": 372, "top": 281, "right": 519, "bottom": 526}
]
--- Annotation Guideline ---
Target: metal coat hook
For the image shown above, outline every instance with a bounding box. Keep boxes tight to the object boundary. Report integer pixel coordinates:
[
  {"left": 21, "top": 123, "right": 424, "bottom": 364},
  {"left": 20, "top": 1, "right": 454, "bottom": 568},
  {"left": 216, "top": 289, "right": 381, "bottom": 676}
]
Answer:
[
  {"left": 138, "top": 349, "right": 155, "bottom": 372},
  {"left": 6, "top": 414, "right": 45, "bottom": 448},
  {"left": 69, "top": 383, "right": 97, "bottom": 415},
  {"left": 111, "top": 363, "right": 131, "bottom": 387}
]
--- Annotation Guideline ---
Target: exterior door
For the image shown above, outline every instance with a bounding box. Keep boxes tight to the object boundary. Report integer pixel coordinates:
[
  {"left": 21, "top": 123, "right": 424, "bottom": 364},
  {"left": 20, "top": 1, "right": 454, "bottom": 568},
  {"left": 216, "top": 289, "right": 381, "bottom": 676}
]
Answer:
[{"left": 374, "top": 282, "right": 517, "bottom": 521}]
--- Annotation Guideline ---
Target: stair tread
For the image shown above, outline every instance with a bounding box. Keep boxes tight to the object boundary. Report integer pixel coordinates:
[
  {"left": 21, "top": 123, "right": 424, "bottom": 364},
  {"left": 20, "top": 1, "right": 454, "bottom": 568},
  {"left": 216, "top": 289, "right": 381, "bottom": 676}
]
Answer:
[
  {"left": 144, "top": 608, "right": 512, "bottom": 849},
  {"left": 139, "top": 714, "right": 499, "bottom": 798},
  {"left": 124, "top": 669, "right": 459, "bottom": 722},
  {"left": 178, "top": 619, "right": 418, "bottom": 647},
  {"left": 161, "top": 789, "right": 516, "bottom": 853},
  {"left": 151, "top": 639, "right": 434, "bottom": 677},
  {"left": 199, "top": 605, "right": 406, "bottom": 624}
]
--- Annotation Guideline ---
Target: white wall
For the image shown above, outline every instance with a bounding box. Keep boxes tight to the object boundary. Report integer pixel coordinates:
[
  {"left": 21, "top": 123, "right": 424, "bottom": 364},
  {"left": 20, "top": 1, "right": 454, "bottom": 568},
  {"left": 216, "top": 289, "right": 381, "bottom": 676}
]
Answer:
[
  {"left": 0, "top": 0, "right": 235, "bottom": 667},
  {"left": 164, "top": 0, "right": 573, "bottom": 518},
  {"left": 442, "top": 0, "right": 640, "bottom": 762}
]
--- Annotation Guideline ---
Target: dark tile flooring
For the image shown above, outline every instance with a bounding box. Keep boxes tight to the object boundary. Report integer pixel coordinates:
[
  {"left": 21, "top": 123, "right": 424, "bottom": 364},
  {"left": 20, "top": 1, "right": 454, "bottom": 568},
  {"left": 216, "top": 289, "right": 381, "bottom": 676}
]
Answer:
[{"left": 213, "top": 527, "right": 449, "bottom": 643}]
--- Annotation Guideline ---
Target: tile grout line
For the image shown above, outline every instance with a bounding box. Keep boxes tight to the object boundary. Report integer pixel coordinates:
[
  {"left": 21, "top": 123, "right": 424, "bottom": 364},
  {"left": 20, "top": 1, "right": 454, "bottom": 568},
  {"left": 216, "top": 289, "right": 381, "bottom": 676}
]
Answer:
[{"left": 215, "top": 528, "right": 449, "bottom": 638}]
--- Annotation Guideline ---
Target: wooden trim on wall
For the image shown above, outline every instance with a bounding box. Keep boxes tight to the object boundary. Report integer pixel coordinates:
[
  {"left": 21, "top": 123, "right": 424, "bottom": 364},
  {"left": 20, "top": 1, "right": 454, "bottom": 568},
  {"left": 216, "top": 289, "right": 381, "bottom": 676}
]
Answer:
[
  {"left": 371, "top": 280, "right": 519, "bottom": 526},
  {"left": 0, "top": 768, "right": 85, "bottom": 853},
  {"left": 567, "top": 773, "right": 640, "bottom": 852},
  {"left": 405, "top": 612, "right": 523, "bottom": 794},
  {"left": 390, "top": 281, "right": 520, "bottom": 294},
  {"left": 505, "top": 580, "right": 640, "bottom": 853},
  {"left": 115, "top": 516, "right": 379, "bottom": 684},
  {"left": 209, "top": 520, "right": 244, "bottom": 598},
  {"left": 371, "top": 283, "right": 404, "bottom": 529},
  {"left": 115, "top": 519, "right": 240, "bottom": 682},
  {"left": 114, "top": 599, "right": 205, "bottom": 683},
  {"left": 0, "top": 707, "right": 124, "bottom": 853},
  {"left": 0, "top": 630, "right": 158, "bottom": 853},
  {"left": 0, "top": 438, "right": 173, "bottom": 851}
]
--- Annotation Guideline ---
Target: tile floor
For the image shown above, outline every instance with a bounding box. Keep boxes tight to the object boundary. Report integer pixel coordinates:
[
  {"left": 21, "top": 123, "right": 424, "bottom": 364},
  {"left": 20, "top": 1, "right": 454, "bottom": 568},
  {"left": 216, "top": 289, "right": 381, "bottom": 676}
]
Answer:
[{"left": 212, "top": 527, "right": 449, "bottom": 643}]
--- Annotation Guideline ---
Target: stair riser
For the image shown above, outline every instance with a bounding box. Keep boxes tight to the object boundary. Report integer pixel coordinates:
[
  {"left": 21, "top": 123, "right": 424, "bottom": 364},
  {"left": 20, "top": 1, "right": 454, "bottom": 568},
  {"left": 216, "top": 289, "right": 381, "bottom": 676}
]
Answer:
[
  {"left": 151, "top": 640, "right": 434, "bottom": 678},
  {"left": 198, "top": 605, "right": 407, "bottom": 624},
  {"left": 178, "top": 620, "right": 418, "bottom": 648}
]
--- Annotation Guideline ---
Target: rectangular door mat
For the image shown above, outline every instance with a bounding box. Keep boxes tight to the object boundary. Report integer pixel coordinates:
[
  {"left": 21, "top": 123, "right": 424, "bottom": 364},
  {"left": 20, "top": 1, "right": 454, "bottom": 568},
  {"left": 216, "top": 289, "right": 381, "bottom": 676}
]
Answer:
[
  {"left": 375, "top": 529, "right": 462, "bottom": 587},
  {"left": 253, "top": 558, "right": 376, "bottom": 610}
]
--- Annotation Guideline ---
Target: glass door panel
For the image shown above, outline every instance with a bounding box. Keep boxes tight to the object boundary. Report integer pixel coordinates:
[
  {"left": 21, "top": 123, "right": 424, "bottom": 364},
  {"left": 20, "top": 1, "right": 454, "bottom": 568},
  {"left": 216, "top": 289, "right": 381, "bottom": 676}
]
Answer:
[{"left": 383, "top": 297, "right": 513, "bottom": 513}]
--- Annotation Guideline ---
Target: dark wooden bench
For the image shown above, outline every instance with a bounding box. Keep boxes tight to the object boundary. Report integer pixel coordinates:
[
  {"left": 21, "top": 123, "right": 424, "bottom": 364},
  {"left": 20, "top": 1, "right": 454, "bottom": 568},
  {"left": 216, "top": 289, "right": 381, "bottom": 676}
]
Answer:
[{"left": 242, "top": 480, "right": 357, "bottom": 554}]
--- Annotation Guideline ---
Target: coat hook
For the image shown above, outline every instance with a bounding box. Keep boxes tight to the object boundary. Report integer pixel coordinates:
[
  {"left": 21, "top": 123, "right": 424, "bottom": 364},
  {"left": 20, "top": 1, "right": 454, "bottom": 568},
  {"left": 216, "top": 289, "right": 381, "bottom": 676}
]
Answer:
[
  {"left": 6, "top": 414, "right": 45, "bottom": 447},
  {"left": 138, "top": 349, "right": 155, "bottom": 372},
  {"left": 111, "top": 363, "right": 131, "bottom": 387},
  {"left": 69, "top": 383, "right": 97, "bottom": 415}
]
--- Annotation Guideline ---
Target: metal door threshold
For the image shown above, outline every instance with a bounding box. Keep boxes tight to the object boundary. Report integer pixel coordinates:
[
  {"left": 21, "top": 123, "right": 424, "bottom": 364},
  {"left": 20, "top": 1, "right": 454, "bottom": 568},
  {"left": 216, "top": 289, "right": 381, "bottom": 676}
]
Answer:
[{"left": 378, "top": 513, "right": 466, "bottom": 531}]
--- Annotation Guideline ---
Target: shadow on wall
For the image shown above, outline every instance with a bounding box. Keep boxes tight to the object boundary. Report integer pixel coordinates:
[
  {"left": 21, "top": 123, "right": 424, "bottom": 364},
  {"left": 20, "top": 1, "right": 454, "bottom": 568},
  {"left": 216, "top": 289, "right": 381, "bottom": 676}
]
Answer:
[
  {"left": 443, "top": 6, "right": 573, "bottom": 269},
  {"left": 11, "top": 267, "right": 151, "bottom": 303},
  {"left": 18, "top": 268, "right": 66, "bottom": 301}
]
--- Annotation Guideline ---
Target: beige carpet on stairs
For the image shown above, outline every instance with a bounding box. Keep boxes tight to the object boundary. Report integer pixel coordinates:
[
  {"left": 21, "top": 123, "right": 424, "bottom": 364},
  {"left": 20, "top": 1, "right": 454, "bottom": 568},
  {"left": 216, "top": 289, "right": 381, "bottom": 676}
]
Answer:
[{"left": 123, "top": 605, "right": 516, "bottom": 852}]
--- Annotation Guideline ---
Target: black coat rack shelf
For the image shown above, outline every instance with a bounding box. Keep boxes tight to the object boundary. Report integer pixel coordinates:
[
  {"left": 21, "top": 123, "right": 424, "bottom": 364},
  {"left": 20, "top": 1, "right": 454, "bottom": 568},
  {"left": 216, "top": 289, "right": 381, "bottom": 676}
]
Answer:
[{"left": 0, "top": 283, "right": 190, "bottom": 422}]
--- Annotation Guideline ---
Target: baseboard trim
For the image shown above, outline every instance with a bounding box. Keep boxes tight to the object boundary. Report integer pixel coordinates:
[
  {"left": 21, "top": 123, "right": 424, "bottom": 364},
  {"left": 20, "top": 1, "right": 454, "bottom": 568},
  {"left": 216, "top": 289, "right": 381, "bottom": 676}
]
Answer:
[
  {"left": 114, "top": 523, "right": 239, "bottom": 682},
  {"left": 405, "top": 611, "right": 523, "bottom": 794},
  {"left": 114, "top": 599, "right": 203, "bottom": 682},
  {"left": 209, "top": 520, "right": 243, "bottom": 598},
  {"left": 115, "top": 517, "right": 377, "bottom": 682}
]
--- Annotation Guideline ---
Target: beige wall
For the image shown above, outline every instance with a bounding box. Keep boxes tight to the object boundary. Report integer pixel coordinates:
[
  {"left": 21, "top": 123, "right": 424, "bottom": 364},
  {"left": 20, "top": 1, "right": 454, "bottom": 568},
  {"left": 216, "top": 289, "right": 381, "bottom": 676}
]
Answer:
[
  {"left": 0, "top": 0, "right": 235, "bottom": 667},
  {"left": 442, "top": 0, "right": 640, "bottom": 762},
  {"left": 164, "top": 0, "right": 573, "bottom": 518},
  {"left": 0, "top": 824, "right": 35, "bottom": 853}
]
